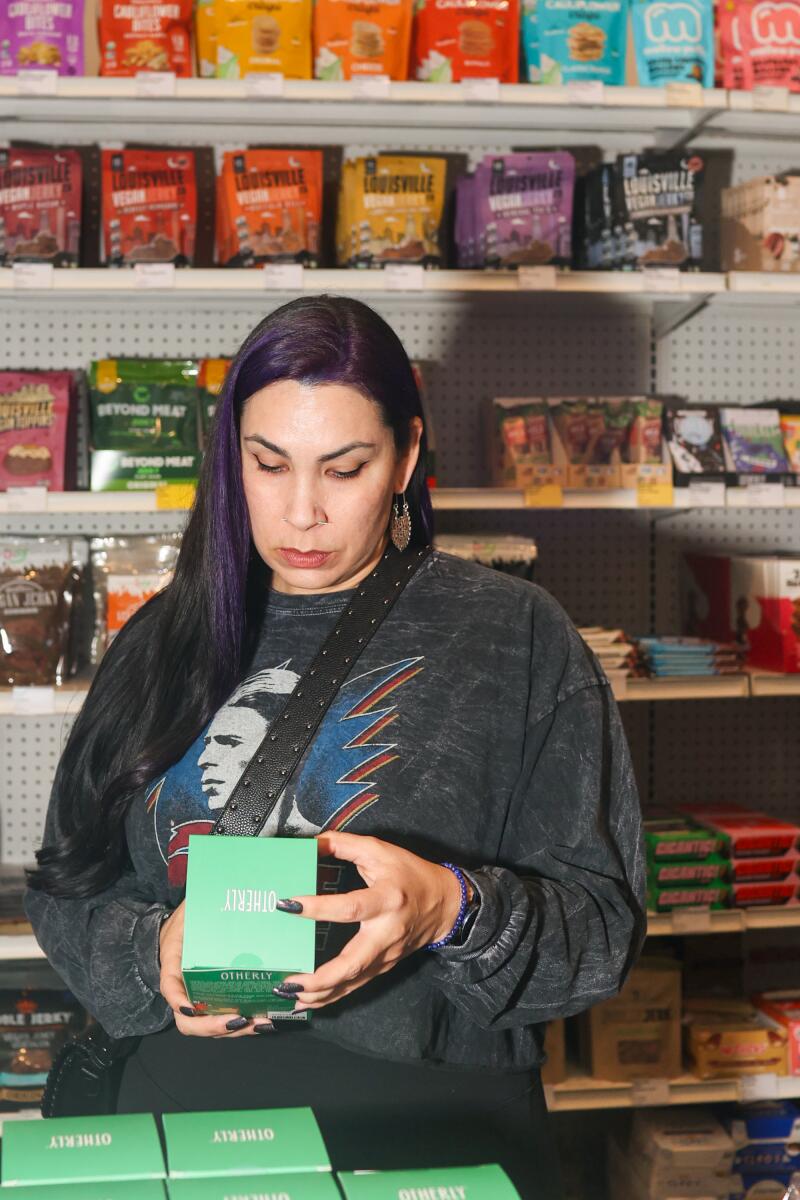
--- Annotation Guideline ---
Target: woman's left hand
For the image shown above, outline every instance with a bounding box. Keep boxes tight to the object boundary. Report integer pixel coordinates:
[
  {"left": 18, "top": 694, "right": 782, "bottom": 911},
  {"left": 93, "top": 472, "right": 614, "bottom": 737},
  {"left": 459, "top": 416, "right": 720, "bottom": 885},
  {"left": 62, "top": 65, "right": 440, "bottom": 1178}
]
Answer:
[{"left": 278, "top": 831, "right": 464, "bottom": 1011}]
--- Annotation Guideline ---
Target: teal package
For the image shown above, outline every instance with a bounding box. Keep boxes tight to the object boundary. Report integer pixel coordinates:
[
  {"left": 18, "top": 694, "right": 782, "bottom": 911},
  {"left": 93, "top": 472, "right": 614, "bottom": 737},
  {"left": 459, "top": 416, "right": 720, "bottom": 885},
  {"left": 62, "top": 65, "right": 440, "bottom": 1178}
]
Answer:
[
  {"left": 632, "top": 0, "right": 713, "bottom": 86},
  {"left": 537, "top": 0, "right": 628, "bottom": 85},
  {"left": 521, "top": 0, "right": 541, "bottom": 82}
]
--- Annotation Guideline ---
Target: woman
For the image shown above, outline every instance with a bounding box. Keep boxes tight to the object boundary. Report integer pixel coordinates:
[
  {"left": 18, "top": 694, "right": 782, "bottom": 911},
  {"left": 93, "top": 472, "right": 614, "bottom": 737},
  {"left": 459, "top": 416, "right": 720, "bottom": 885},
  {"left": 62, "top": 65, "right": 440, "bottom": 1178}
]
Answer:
[{"left": 26, "top": 296, "right": 645, "bottom": 1200}]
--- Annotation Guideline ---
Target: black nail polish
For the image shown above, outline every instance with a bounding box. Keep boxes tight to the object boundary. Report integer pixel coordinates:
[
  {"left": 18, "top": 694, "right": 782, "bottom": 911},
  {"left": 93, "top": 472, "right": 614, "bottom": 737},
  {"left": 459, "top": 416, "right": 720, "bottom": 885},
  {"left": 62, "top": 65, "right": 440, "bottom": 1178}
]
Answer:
[
  {"left": 254, "top": 1022, "right": 276, "bottom": 1034},
  {"left": 276, "top": 899, "right": 304, "bottom": 914},
  {"left": 273, "top": 983, "right": 303, "bottom": 996},
  {"left": 226, "top": 1016, "right": 250, "bottom": 1031},
  {"left": 179, "top": 1006, "right": 196, "bottom": 1018}
]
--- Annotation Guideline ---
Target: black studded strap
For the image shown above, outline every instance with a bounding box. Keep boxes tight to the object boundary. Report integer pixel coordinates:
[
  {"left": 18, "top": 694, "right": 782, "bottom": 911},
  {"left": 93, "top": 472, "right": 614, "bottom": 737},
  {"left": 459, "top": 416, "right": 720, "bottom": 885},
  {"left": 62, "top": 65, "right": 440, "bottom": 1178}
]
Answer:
[{"left": 212, "top": 543, "right": 432, "bottom": 838}]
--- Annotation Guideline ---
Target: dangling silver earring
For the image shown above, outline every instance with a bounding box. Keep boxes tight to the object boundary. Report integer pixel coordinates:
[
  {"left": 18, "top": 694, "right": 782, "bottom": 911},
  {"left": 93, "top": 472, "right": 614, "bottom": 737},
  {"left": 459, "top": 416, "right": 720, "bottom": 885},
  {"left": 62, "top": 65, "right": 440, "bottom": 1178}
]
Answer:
[{"left": 390, "top": 491, "right": 411, "bottom": 552}]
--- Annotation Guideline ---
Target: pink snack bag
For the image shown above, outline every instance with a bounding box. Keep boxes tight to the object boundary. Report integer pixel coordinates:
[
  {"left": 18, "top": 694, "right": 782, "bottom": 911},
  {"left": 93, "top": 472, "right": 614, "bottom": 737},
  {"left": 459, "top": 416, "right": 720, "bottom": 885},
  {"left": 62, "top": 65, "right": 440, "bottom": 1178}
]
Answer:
[
  {"left": 0, "top": 0, "right": 85, "bottom": 76},
  {"left": 0, "top": 372, "right": 72, "bottom": 491},
  {"left": 737, "top": 0, "right": 800, "bottom": 91}
]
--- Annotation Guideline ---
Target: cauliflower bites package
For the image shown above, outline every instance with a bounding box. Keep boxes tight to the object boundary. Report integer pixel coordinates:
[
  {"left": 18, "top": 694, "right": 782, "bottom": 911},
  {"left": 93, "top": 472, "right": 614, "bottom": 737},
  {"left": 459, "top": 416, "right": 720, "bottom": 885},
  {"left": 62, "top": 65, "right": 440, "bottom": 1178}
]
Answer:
[
  {"left": 0, "top": 0, "right": 85, "bottom": 75},
  {"left": 216, "top": 149, "right": 323, "bottom": 265},
  {"left": 99, "top": 0, "right": 193, "bottom": 75},
  {"left": 412, "top": 0, "right": 520, "bottom": 82},
  {"left": 214, "top": 0, "right": 313, "bottom": 78},
  {"left": 313, "top": 0, "right": 412, "bottom": 79}
]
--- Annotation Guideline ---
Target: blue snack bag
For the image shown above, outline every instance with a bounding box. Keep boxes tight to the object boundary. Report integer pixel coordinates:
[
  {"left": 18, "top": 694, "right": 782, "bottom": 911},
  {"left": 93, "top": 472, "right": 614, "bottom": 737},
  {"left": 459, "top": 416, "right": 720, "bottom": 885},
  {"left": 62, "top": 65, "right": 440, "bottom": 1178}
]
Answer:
[
  {"left": 632, "top": 0, "right": 714, "bottom": 86},
  {"left": 521, "top": 0, "right": 541, "bottom": 81},
  {"left": 537, "top": 0, "right": 628, "bottom": 85}
]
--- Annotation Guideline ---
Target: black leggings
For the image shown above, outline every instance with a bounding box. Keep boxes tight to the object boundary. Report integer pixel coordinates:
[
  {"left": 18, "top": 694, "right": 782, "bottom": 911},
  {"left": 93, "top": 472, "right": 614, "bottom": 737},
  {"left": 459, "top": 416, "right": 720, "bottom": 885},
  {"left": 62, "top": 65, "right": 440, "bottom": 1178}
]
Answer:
[{"left": 117, "top": 1024, "right": 563, "bottom": 1200}]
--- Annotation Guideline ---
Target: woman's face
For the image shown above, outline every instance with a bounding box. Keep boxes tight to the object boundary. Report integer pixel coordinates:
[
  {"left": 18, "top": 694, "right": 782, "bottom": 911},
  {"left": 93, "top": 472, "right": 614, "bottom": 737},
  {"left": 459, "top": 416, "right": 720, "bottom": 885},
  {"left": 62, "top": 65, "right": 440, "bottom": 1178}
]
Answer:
[{"left": 240, "top": 379, "right": 422, "bottom": 595}]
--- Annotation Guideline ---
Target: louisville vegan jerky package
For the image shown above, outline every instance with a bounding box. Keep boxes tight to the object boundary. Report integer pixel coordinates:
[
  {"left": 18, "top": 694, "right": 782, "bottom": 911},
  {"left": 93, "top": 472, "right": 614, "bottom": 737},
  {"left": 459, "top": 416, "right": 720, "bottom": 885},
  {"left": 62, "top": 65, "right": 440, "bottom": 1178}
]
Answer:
[
  {"left": 1, "top": 147, "right": 82, "bottom": 268},
  {"left": 99, "top": 0, "right": 193, "bottom": 75},
  {"left": 0, "top": 371, "right": 76, "bottom": 491},
  {"left": 0, "top": 0, "right": 85, "bottom": 75},
  {"left": 412, "top": 0, "right": 520, "bottom": 82},
  {"left": 314, "top": 0, "right": 413, "bottom": 80},
  {"left": 216, "top": 148, "right": 324, "bottom": 266},
  {"left": 101, "top": 146, "right": 215, "bottom": 267},
  {"left": 615, "top": 150, "right": 706, "bottom": 269}
]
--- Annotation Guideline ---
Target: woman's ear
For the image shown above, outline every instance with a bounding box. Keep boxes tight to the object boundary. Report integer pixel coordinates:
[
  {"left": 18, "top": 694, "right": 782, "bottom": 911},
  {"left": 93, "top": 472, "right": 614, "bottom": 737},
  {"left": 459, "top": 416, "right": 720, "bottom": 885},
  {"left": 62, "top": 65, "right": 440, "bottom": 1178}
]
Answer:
[{"left": 395, "top": 417, "right": 424, "bottom": 492}]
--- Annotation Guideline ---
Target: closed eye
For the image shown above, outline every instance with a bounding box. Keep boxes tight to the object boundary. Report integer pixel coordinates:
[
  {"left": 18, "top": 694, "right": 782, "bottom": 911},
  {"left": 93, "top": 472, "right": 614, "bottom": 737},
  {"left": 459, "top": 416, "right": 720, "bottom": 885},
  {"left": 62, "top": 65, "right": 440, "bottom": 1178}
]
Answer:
[{"left": 255, "top": 461, "right": 366, "bottom": 479}]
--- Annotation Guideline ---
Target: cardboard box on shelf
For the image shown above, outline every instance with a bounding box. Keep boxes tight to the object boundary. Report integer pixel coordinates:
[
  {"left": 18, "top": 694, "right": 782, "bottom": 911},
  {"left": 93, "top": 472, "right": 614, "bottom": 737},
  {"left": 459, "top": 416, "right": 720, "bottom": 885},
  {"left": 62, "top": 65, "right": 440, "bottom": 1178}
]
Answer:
[
  {"left": 541, "top": 1018, "right": 566, "bottom": 1086},
  {"left": 721, "top": 174, "right": 800, "bottom": 274},
  {"left": 755, "top": 993, "right": 800, "bottom": 1075},
  {"left": 581, "top": 959, "right": 682, "bottom": 1082},
  {"left": 732, "top": 876, "right": 800, "bottom": 908},
  {"left": 678, "top": 804, "right": 800, "bottom": 860},
  {"left": 607, "top": 1133, "right": 738, "bottom": 1200},
  {"left": 486, "top": 397, "right": 563, "bottom": 490},
  {"left": 630, "top": 1108, "right": 736, "bottom": 1172},
  {"left": 685, "top": 998, "right": 790, "bottom": 1080},
  {"left": 162, "top": 1108, "right": 331, "bottom": 1179},
  {"left": 548, "top": 396, "right": 671, "bottom": 491}
]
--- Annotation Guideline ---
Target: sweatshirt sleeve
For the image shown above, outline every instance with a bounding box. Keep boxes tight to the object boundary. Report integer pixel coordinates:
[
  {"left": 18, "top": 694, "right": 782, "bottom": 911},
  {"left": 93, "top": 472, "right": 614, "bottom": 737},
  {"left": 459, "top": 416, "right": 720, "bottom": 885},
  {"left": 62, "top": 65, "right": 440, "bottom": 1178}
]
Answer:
[
  {"left": 430, "top": 609, "right": 646, "bottom": 1031},
  {"left": 24, "top": 769, "right": 174, "bottom": 1040}
]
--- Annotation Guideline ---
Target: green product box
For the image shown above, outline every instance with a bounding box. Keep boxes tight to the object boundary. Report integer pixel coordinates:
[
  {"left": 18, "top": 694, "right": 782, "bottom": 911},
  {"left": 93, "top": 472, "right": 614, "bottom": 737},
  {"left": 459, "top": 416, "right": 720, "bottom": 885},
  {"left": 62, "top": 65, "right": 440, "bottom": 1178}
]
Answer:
[
  {"left": 648, "top": 853, "right": 730, "bottom": 888},
  {"left": 90, "top": 450, "right": 202, "bottom": 492},
  {"left": 162, "top": 1108, "right": 331, "bottom": 1179},
  {"left": 644, "top": 817, "right": 726, "bottom": 863},
  {"left": 0, "top": 1183, "right": 166, "bottom": 1198},
  {"left": 89, "top": 359, "right": 200, "bottom": 452},
  {"left": 167, "top": 1170, "right": 340, "bottom": 1198},
  {"left": 337, "top": 1165, "right": 521, "bottom": 1199},
  {"left": 181, "top": 836, "right": 317, "bottom": 1018},
  {"left": 1, "top": 1114, "right": 165, "bottom": 1187},
  {"left": 646, "top": 881, "right": 732, "bottom": 912}
]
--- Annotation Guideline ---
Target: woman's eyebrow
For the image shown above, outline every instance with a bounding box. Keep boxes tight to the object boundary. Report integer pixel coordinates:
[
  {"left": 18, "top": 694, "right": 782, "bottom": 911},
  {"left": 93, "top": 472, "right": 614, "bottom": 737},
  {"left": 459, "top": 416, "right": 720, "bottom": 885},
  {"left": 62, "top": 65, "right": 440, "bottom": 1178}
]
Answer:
[{"left": 243, "top": 435, "right": 377, "bottom": 462}]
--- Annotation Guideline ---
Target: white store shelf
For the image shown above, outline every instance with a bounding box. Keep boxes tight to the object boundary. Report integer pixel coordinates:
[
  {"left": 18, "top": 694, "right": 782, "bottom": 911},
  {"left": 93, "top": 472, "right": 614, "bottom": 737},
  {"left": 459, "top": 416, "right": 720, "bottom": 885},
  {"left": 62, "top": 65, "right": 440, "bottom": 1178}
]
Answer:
[
  {"left": 619, "top": 675, "right": 752, "bottom": 701},
  {"left": 647, "top": 906, "right": 800, "bottom": 936},
  {"left": 0, "top": 935, "right": 43, "bottom": 961},
  {"left": 749, "top": 672, "right": 800, "bottom": 697},
  {"left": 546, "top": 1069, "right": 800, "bottom": 1112}
]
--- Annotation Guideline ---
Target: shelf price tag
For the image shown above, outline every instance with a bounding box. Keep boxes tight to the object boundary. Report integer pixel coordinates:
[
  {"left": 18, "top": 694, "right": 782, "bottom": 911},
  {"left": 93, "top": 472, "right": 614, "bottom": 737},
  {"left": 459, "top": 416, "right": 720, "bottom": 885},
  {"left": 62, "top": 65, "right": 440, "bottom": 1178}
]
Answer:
[
  {"left": 155, "top": 483, "right": 196, "bottom": 510},
  {"left": 743, "top": 481, "right": 785, "bottom": 508},
  {"left": 524, "top": 483, "right": 563, "bottom": 507},
  {"left": 688, "top": 481, "right": 726, "bottom": 508},
  {"left": 665, "top": 80, "right": 704, "bottom": 107},
  {"left": 262, "top": 263, "right": 304, "bottom": 289},
  {"left": 13, "top": 263, "right": 54, "bottom": 290},
  {"left": 565, "top": 81, "right": 604, "bottom": 105},
  {"left": 631, "top": 1079, "right": 670, "bottom": 1107},
  {"left": 351, "top": 74, "right": 391, "bottom": 99},
  {"left": 643, "top": 267, "right": 682, "bottom": 293},
  {"left": 637, "top": 478, "right": 674, "bottom": 508},
  {"left": 383, "top": 264, "right": 425, "bottom": 291},
  {"left": 740, "top": 1073, "right": 779, "bottom": 1102},
  {"left": 753, "top": 85, "right": 789, "bottom": 111},
  {"left": 135, "top": 71, "right": 177, "bottom": 97},
  {"left": 517, "top": 266, "right": 558, "bottom": 291},
  {"left": 16, "top": 69, "right": 58, "bottom": 96},
  {"left": 245, "top": 72, "right": 285, "bottom": 97},
  {"left": 5, "top": 486, "right": 48, "bottom": 512},
  {"left": 461, "top": 77, "right": 500, "bottom": 102},
  {"left": 134, "top": 263, "right": 176, "bottom": 289},
  {"left": 672, "top": 908, "right": 713, "bottom": 934},
  {"left": 11, "top": 687, "right": 56, "bottom": 716}
]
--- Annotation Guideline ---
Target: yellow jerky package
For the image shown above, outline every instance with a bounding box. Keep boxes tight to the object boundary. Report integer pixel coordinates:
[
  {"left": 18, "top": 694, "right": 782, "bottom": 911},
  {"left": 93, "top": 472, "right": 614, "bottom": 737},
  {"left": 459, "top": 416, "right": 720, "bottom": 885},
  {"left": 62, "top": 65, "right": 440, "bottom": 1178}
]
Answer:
[
  {"left": 336, "top": 154, "right": 447, "bottom": 268},
  {"left": 196, "top": 0, "right": 218, "bottom": 76},
  {"left": 215, "top": 0, "right": 313, "bottom": 78},
  {"left": 313, "top": 0, "right": 412, "bottom": 79}
]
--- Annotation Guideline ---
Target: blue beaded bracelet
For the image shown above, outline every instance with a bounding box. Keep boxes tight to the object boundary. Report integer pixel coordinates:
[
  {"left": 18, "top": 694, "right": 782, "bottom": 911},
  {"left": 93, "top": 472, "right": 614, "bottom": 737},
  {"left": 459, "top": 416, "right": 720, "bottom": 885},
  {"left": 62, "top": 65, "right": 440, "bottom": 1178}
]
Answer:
[{"left": 425, "top": 862, "right": 469, "bottom": 952}]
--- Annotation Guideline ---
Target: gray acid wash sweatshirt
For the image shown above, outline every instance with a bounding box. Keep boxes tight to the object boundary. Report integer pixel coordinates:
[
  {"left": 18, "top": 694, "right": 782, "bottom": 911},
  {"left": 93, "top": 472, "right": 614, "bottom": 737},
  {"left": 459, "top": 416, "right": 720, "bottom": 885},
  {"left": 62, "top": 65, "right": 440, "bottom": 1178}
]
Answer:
[{"left": 25, "top": 550, "right": 646, "bottom": 1071}]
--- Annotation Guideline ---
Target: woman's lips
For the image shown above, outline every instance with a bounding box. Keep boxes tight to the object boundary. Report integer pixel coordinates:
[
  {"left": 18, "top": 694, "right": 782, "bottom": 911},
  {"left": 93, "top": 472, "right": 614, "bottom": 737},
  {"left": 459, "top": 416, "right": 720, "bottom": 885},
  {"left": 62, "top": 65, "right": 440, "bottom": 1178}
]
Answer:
[{"left": 278, "top": 548, "right": 332, "bottom": 569}]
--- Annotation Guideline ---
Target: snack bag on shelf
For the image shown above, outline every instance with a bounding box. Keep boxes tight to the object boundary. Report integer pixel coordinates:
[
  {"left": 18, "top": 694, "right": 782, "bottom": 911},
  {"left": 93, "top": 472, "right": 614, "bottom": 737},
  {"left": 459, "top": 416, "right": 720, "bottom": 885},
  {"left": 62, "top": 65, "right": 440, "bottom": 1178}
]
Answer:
[
  {"left": 536, "top": 0, "right": 628, "bottom": 85},
  {"left": 0, "top": 371, "right": 74, "bottom": 491},
  {"left": 0, "top": 0, "right": 85, "bottom": 75},
  {"left": 736, "top": 0, "right": 800, "bottom": 91},
  {"left": 719, "top": 0, "right": 747, "bottom": 89},
  {"left": 101, "top": 148, "right": 215, "bottom": 268},
  {"left": 216, "top": 149, "right": 323, "bottom": 266},
  {"left": 665, "top": 404, "right": 726, "bottom": 477},
  {"left": 580, "top": 958, "right": 683, "bottom": 1081},
  {"left": 0, "top": 537, "right": 86, "bottom": 686},
  {"left": 0, "top": 989, "right": 84, "bottom": 1110},
  {"left": 616, "top": 150, "right": 706, "bottom": 269},
  {"left": 0, "top": 148, "right": 83, "bottom": 268},
  {"left": 198, "top": 357, "right": 231, "bottom": 447},
  {"left": 781, "top": 411, "right": 800, "bottom": 472},
  {"left": 626, "top": 397, "right": 664, "bottom": 464},
  {"left": 521, "top": 0, "right": 541, "bottom": 80},
  {"left": 753, "top": 994, "right": 800, "bottom": 1075},
  {"left": 90, "top": 534, "right": 182, "bottom": 663},
  {"left": 721, "top": 174, "right": 800, "bottom": 273},
  {"left": 214, "top": 0, "right": 313, "bottom": 78},
  {"left": 685, "top": 997, "right": 790, "bottom": 1079},
  {"left": 487, "top": 397, "right": 558, "bottom": 488},
  {"left": 195, "top": 0, "right": 218, "bottom": 75},
  {"left": 335, "top": 153, "right": 448, "bottom": 268},
  {"left": 469, "top": 151, "right": 575, "bottom": 268},
  {"left": 89, "top": 359, "right": 200, "bottom": 452},
  {"left": 412, "top": 0, "right": 520, "bottom": 82},
  {"left": 720, "top": 408, "right": 791, "bottom": 474},
  {"left": 632, "top": 0, "right": 714, "bottom": 86},
  {"left": 98, "top": 0, "right": 193, "bottom": 75},
  {"left": 313, "top": 0, "right": 412, "bottom": 79}
]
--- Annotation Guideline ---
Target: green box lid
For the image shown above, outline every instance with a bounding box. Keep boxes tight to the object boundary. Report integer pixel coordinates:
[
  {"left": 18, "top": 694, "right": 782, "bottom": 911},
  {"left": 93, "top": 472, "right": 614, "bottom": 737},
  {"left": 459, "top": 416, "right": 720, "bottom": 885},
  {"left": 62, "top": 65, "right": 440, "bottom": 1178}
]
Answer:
[
  {"left": 162, "top": 1108, "right": 331, "bottom": 1179},
  {"left": 167, "top": 1172, "right": 341, "bottom": 1198},
  {"left": 0, "top": 1182, "right": 166, "bottom": 1198},
  {"left": 337, "top": 1165, "right": 521, "bottom": 1199},
  {"left": 1, "top": 1114, "right": 165, "bottom": 1187}
]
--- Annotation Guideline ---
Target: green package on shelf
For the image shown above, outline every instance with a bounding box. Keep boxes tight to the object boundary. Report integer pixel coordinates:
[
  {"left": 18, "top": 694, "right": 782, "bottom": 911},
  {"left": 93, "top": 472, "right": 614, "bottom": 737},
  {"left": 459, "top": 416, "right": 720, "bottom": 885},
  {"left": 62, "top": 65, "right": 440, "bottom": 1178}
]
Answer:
[
  {"left": 167, "top": 1171, "right": 341, "bottom": 1198},
  {"left": 648, "top": 853, "right": 730, "bottom": 887},
  {"left": 337, "top": 1164, "right": 522, "bottom": 1199},
  {"left": 0, "top": 1114, "right": 165, "bottom": 1187},
  {"left": 646, "top": 880, "right": 732, "bottom": 912},
  {"left": 162, "top": 1108, "right": 330, "bottom": 1179}
]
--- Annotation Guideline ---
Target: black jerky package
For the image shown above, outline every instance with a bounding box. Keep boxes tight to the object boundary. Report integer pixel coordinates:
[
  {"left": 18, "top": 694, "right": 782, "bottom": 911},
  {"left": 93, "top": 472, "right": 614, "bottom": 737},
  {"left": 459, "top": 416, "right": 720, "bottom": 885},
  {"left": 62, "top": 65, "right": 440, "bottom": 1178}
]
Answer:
[
  {"left": 0, "top": 537, "right": 86, "bottom": 686},
  {"left": 575, "top": 163, "right": 620, "bottom": 270},
  {"left": 665, "top": 404, "right": 726, "bottom": 480},
  {"left": 615, "top": 151, "right": 706, "bottom": 270},
  {"left": 0, "top": 987, "right": 84, "bottom": 1109}
]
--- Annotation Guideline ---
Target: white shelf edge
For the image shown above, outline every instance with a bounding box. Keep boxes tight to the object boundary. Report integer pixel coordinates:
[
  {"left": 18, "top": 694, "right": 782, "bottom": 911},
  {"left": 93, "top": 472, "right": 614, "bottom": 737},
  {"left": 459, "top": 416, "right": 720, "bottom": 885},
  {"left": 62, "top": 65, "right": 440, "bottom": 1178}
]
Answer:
[
  {"left": 547, "top": 1071, "right": 800, "bottom": 1112},
  {"left": 647, "top": 906, "right": 800, "bottom": 936},
  {"left": 0, "top": 935, "right": 43, "bottom": 961}
]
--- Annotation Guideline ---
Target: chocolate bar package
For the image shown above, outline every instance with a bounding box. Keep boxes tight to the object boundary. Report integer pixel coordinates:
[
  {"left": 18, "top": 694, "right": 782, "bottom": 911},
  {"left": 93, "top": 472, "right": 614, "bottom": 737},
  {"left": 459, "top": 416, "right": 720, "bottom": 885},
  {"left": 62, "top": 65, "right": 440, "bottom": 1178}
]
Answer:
[
  {"left": 89, "top": 360, "right": 200, "bottom": 453},
  {"left": 685, "top": 998, "right": 789, "bottom": 1079},
  {"left": 615, "top": 151, "right": 706, "bottom": 270},
  {"left": 647, "top": 881, "right": 732, "bottom": 911},
  {"left": 645, "top": 815, "right": 726, "bottom": 861},
  {"left": 665, "top": 405, "right": 726, "bottom": 478},
  {"left": 649, "top": 855, "right": 730, "bottom": 887}
]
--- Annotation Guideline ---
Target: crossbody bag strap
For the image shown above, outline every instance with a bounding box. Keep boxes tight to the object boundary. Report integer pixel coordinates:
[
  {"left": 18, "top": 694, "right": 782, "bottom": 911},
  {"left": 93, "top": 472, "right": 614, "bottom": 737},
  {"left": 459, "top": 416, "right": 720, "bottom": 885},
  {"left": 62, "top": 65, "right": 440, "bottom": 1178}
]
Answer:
[{"left": 212, "top": 543, "right": 432, "bottom": 838}]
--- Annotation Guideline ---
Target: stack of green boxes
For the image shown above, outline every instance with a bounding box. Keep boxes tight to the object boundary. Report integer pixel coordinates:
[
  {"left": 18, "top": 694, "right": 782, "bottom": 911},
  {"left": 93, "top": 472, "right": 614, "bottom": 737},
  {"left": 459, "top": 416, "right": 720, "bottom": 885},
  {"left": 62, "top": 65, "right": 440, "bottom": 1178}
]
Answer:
[
  {"left": 0, "top": 1109, "right": 521, "bottom": 1198},
  {"left": 645, "top": 812, "right": 731, "bottom": 913}
]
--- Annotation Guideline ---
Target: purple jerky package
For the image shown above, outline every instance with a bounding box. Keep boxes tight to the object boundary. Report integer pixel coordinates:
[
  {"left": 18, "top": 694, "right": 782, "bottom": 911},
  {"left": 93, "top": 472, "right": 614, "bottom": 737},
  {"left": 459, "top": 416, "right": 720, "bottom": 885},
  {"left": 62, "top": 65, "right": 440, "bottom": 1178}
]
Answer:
[
  {"left": 473, "top": 151, "right": 576, "bottom": 268},
  {"left": 0, "top": 0, "right": 85, "bottom": 76},
  {"left": 455, "top": 175, "right": 478, "bottom": 268}
]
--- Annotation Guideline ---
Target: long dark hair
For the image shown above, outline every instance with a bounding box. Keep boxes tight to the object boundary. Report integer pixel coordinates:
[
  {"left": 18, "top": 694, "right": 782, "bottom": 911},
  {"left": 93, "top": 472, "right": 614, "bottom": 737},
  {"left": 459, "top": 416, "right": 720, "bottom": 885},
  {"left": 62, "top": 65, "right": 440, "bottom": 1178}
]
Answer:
[{"left": 29, "top": 296, "right": 433, "bottom": 898}]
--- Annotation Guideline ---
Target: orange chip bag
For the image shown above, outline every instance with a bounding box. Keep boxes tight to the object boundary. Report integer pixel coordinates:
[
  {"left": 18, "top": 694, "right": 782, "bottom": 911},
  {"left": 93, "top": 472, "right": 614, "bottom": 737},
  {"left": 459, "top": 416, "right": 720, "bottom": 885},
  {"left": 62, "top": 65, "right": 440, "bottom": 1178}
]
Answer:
[
  {"left": 214, "top": 0, "right": 313, "bottom": 77},
  {"left": 195, "top": 0, "right": 218, "bottom": 75},
  {"left": 216, "top": 149, "right": 323, "bottom": 266},
  {"left": 412, "top": 0, "right": 520, "bottom": 81},
  {"left": 99, "top": 0, "right": 193, "bottom": 75},
  {"left": 313, "top": 0, "right": 412, "bottom": 79}
]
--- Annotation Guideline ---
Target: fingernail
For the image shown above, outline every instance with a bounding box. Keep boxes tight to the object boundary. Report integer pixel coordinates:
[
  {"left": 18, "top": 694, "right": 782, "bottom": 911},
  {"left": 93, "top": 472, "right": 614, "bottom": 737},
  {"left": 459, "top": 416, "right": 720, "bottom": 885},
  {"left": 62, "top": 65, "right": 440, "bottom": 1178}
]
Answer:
[
  {"left": 273, "top": 983, "right": 304, "bottom": 996},
  {"left": 276, "top": 899, "right": 304, "bottom": 914},
  {"left": 226, "top": 1016, "right": 250, "bottom": 1031},
  {"left": 179, "top": 1005, "right": 196, "bottom": 1018},
  {"left": 254, "top": 1022, "right": 276, "bottom": 1034}
]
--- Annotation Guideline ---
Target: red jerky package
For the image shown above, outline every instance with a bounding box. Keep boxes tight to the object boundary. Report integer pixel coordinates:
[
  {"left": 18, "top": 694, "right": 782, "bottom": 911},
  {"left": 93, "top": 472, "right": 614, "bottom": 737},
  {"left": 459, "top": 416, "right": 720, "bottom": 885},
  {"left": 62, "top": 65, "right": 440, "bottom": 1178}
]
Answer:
[
  {"left": 98, "top": 0, "right": 193, "bottom": 75},
  {"left": 0, "top": 148, "right": 82, "bottom": 267},
  {"left": 102, "top": 148, "right": 202, "bottom": 266},
  {"left": 737, "top": 0, "right": 800, "bottom": 90}
]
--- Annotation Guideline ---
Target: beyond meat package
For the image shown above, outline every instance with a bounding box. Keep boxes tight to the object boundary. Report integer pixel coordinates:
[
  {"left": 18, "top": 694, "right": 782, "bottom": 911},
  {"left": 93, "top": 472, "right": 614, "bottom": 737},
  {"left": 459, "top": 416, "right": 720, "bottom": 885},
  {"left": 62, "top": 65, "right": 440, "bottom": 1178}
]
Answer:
[
  {"left": 313, "top": 0, "right": 413, "bottom": 79},
  {"left": 0, "top": 148, "right": 83, "bottom": 267},
  {"left": 616, "top": 151, "right": 706, "bottom": 269},
  {"left": 0, "top": 371, "right": 75, "bottom": 491},
  {"left": 536, "top": 0, "right": 628, "bottom": 85},
  {"left": 0, "top": 537, "right": 85, "bottom": 686},
  {"left": 216, "top": 149, "right": 324, "bottom": 266},
  {"left": 0, "top": 989, "right": 83, "bottom": 1109},
  {"left": 99, "top": 0, "right": 193, "bottom": 75},
  {"left": 412, "top": 0, "right": 520, "bottom": 81},
  {"left": 101, "top": 148, "right": 215, "bottom": 268},
  {"left": 89, "top": 359, "right": 199, "bottom": 451},
  {"left": 90, "top": 534, "right": 182, "bottom": 663},
  {"left": 0, "top": 0, "right": 85, "bottom": 75},
  {"left": 632, "top": 0, "right": 714, "bottom": 86}
]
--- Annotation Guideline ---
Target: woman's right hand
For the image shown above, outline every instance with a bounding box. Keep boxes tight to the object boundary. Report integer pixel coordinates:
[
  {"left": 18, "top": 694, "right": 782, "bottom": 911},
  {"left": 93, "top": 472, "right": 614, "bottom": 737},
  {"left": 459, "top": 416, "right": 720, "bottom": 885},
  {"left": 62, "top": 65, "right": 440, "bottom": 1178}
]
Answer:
[{"left": 159, "top": 902, "right": 270, "bottom": 1038}]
